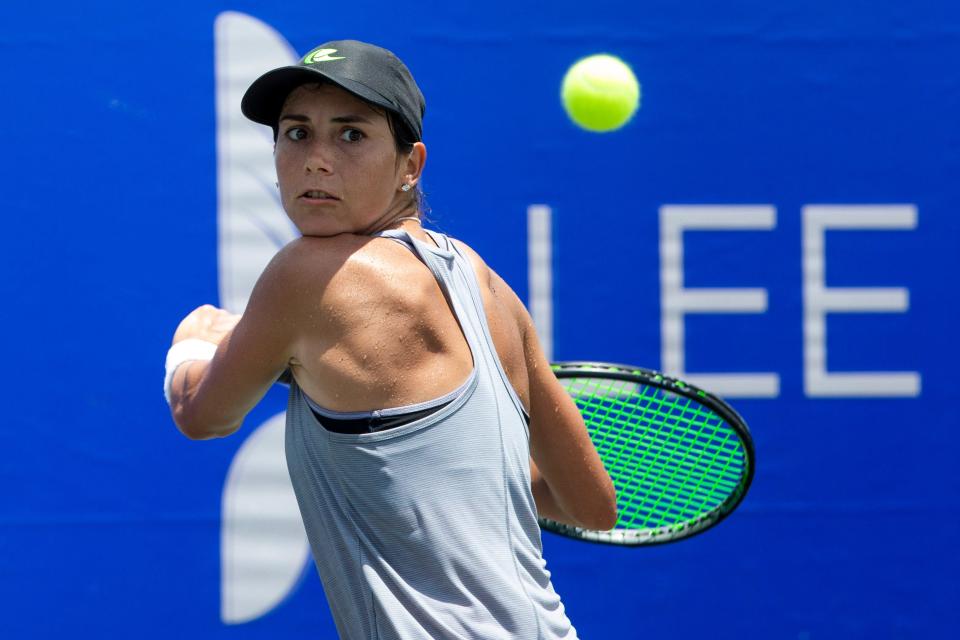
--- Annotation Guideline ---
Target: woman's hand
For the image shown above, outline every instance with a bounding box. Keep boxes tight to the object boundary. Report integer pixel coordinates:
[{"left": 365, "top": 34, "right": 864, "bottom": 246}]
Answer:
[{"left": 172, "top": 304, "right": 241, "bottom": 345}]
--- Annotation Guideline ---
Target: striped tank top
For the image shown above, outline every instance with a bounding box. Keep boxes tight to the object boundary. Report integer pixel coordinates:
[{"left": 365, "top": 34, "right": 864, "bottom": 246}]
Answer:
[{"left": 284, "top": 228, "right": 576, "bottom": 639}]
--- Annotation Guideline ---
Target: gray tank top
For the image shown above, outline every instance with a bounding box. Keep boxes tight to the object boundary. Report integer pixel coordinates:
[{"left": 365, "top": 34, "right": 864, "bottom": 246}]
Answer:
[{"left": 285, "top": 228, "right": 577, "bottom": 639}]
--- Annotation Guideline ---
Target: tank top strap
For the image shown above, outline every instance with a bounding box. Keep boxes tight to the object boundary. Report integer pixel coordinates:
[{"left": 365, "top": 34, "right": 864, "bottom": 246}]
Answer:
[
  {"left": 422, "top": 227, "right": 451, "bottom": 251},
  {"left": 371, "top": 228, "right": 417, "bottom": 254},
  {"left": 372, "top": 227, "right": 487, "bottom": 365},
  {"left": 370, "top": 227, "right": 450, "bottom": 251}
]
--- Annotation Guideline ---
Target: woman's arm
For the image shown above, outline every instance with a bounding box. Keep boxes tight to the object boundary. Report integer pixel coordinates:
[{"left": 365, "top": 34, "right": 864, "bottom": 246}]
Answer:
[
  {"left": 518, "top": 307, "right": 618, "bottom": 530},
  {"left": 167, "top": 242, "right": 310, "bottom": 439}
]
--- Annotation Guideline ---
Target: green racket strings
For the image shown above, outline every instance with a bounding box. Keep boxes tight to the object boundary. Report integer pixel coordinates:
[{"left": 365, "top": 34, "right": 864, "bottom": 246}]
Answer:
[{"left": 562, "top": 377, "right": 746, "bottom": 531}]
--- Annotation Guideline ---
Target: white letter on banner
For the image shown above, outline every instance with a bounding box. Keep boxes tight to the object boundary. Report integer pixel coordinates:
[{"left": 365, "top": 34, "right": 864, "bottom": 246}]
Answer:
[
  {"left": 660, "top": 205, "right": 779, "bottom": 398},
  {"left": 528, "top": 205, "right": 553, "bottom": 362},
  {"left": 216, "top": 11, "right": 309, "bottom": 624},
  {"left": 802, "top": 205, "right": 921, "bottom": 397}
]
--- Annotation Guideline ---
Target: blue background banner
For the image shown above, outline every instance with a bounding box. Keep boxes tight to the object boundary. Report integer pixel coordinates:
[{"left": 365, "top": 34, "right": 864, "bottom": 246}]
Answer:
[{"left": 2, "top": 1, "right": 958, "bottom": 638}]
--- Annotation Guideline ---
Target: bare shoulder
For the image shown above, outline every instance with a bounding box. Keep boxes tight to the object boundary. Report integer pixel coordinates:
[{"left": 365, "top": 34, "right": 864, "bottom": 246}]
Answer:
[
  {"left": 252, "top": 234, "right": 373, "bottom": 304},
  {"left": 447, "top": 238, "right": 490, "bottom": 287},
  {"left": 267, "top": 234, "right": 367, "bottom": 281},
  {"left": 449, "top": 239, "right": 522, "bottom": 319}
]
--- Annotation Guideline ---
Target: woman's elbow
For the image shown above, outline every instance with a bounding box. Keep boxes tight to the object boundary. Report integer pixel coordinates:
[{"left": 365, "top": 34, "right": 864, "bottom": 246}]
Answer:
[
  {"left": 176, "top": 421, "right": 219, "bottom": 440},
  {"left": 582, "top": 490, "right": 619, "bottom": 531},
  {"left": 598, "top": 499, "right": 619, "bottom": 531},
  {"left": 573, "top": 476, "right": 618, "bottom": 530},
  {"left": 173, "top": 406, "right": 240, "bottom": 440}
]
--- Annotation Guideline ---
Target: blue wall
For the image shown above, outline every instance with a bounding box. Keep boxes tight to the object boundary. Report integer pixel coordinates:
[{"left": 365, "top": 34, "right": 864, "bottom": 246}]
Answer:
[{"left": 1, "top": 1, "right": 957, "bottom": 637}]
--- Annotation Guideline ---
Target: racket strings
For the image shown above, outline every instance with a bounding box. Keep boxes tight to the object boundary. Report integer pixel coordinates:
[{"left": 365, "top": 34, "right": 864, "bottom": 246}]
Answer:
[
  {"left": 566, "top": 377, "right": 746, "bottom": 531},
  {"left": 640, "top": 390, "right": 739, "bottom": 527}
]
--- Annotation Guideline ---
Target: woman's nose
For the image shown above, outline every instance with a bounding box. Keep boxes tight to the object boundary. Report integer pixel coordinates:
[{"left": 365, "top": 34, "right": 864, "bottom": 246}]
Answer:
[{"left": 305, "top": 142, "right": 333, "bottom": 174}]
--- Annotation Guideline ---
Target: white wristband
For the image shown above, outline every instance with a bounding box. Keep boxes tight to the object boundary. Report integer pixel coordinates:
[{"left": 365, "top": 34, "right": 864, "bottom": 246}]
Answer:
[{"left": 164, "top": 339, "right": 218, "bottom": 405}]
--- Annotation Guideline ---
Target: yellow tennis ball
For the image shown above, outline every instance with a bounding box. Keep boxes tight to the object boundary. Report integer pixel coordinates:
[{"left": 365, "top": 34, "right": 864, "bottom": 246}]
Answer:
[{"left": 561, "top": 54, "right": 641, "bottom": 133}]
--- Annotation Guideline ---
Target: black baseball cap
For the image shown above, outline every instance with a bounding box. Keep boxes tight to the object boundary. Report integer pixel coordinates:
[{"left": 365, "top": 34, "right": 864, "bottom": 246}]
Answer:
[{"left": 241, "top": 40, "right": 425, "bottom": 141}]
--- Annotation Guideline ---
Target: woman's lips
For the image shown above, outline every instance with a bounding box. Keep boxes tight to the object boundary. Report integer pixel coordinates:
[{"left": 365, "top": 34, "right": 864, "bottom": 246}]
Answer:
[{"left": 299, "top": 189, "right": 340, "bottom": 203}]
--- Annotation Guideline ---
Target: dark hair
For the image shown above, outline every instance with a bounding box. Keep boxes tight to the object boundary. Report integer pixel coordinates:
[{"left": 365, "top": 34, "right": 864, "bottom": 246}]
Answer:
[{"left": 273, "top": 80, "right": 427, "bottom": 217}]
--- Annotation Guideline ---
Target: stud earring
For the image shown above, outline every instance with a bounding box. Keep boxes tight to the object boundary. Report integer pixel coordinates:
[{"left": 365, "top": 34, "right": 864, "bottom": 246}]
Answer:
[{"left": 400, "top": 183, "right": 412, "bottom": 192}]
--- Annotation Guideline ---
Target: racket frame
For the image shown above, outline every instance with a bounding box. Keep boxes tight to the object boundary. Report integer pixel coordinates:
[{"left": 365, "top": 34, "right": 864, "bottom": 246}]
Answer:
[{"left": 540, "top": 361, "right": 755, "bottom": 546}]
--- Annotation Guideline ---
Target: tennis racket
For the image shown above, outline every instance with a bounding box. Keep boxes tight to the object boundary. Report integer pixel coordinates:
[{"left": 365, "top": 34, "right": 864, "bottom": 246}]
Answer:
[{"left": 539, "top": 362, "right": 755, "bottom": 546}]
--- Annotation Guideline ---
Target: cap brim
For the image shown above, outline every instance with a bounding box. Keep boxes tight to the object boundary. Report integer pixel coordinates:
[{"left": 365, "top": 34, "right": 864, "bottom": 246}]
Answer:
[{"left": 241, "top": 66, "right": 397, "bottom": 128}]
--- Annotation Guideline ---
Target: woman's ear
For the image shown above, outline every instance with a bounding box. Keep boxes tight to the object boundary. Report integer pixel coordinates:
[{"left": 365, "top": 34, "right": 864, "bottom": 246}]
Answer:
[{"left": 403, "top": 142, "right": 427, "bottom": 187}]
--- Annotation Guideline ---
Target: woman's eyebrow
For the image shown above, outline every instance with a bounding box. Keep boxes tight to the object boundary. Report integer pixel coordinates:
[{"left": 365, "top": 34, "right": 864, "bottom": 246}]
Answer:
[
  {"left": 330, "top": 115, "right": 374, "bottom": 124},
  {"left": 278, "top": 113, "right": 374, "bottom": 124}
]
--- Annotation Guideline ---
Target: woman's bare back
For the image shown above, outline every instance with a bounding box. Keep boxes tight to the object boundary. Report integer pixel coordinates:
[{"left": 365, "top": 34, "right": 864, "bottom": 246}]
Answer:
[{"left": 288, "top": 229, "right": 531, "bottom": 413}]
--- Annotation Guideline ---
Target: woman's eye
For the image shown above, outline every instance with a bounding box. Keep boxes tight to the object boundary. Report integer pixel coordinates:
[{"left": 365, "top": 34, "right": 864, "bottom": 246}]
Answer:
[
  {"left": 285, "top": 127, "right": 307, "bottom": 141},
  {"left": 340, "top": 128, "right": 364, "bottom": 143}
]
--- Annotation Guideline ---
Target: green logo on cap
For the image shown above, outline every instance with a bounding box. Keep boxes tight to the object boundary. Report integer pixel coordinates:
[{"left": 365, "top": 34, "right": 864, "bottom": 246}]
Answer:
[{"left": 303, "top": 48, "right": 345, "bottom": 64}]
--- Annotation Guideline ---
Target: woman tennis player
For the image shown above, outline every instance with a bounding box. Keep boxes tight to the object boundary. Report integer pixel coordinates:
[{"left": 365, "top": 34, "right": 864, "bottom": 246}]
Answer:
[{"left": 165, "top": 40, "right": 616, "bottom": 639}]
